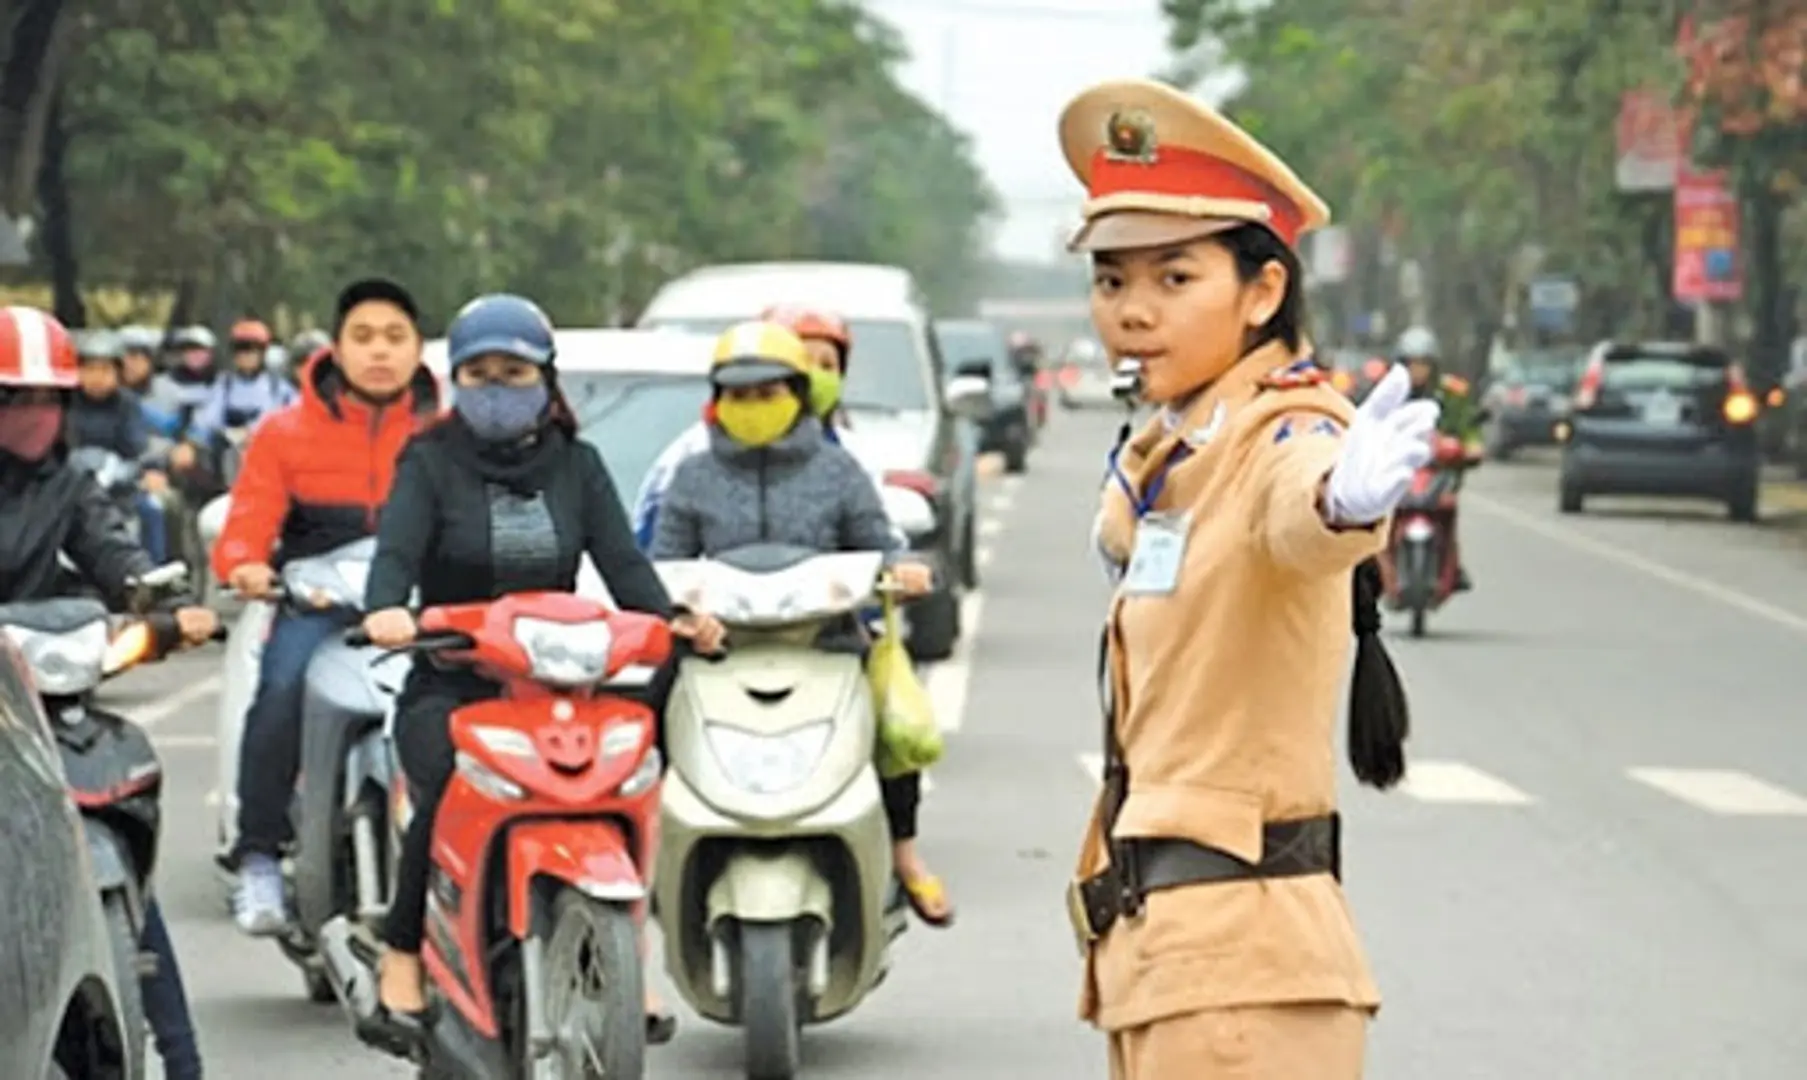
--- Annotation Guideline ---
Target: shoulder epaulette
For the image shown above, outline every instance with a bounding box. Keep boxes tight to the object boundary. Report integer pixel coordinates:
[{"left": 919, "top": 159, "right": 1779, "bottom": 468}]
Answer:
[{"left": 1257, "top": 364, "right": 1330, "bottom": 391}]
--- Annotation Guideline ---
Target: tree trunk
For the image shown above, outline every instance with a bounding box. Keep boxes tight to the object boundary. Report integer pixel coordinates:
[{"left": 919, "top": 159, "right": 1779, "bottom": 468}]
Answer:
[
  {"left": 0, "top": 0, "right": 71, "bottom": 217},
  {"left": 37, "top": 87, "right": 81, "bottom": 326},
  {"left": 1742, "top": 177, "right": 1787, "bottom": 382}
]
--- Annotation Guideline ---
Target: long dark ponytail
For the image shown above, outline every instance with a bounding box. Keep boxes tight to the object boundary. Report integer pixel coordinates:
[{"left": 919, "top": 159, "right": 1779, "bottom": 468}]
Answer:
[{"left": 1347, "top": 557, "right": 1409, "bottom": 788}]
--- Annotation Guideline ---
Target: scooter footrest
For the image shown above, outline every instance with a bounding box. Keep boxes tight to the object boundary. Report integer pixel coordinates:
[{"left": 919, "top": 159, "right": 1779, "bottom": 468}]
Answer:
[{"left": 355, "top": 1009, "right": 426, "bottom": 1061}]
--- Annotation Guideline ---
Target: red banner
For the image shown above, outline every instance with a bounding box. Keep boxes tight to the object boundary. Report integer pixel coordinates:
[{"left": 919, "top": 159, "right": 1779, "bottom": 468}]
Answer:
[{"left": 1672, "top": 167, "right": 1742, "bottom": 303}]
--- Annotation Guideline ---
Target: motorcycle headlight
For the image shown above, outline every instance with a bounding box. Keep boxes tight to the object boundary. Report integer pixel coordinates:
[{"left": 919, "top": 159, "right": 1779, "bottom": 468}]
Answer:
[
  {"left": 705, "top": 720, "right": 832, "bottom": 796},
  {"left": 514, "top": 617, "right": 613, "bottom": 687},
  {"left": 5, "top": 622, "right": 108, "bottom": 697},
  {"left": 1402, "top": 518, "right": 1436, "bottom": 542}
]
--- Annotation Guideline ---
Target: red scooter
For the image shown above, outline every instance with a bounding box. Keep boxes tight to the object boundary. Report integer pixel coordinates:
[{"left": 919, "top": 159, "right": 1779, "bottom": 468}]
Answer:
[
  {"left": 318, "top": 591, "right": 670, "bottom": 1079},
  {"left": 1379, "top": 434, "right": 1479, "bottom": 637}
]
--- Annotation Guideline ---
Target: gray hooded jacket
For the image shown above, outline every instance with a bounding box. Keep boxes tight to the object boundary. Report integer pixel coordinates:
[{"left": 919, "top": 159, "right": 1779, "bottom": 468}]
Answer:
[{"left": 648, "top": 416, "right": 899, "bottom": 559}]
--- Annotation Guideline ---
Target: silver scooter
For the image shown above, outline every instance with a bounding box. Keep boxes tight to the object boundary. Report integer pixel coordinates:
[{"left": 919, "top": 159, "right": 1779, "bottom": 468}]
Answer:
[
  {"left": 205, "top": 528, "right": 406, "bottom": 1001},
  {"left": 652, "top": 544, "right": 908, "bottom": 1080}
]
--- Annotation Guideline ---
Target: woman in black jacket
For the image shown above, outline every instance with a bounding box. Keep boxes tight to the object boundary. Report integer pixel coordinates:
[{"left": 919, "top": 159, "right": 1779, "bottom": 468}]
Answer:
[
  {"left": 0, "top": 305, "right": 217, "bottom": 1080},
  {"left": 359, "top": 295, "right": 723, "bottom": 1038}
]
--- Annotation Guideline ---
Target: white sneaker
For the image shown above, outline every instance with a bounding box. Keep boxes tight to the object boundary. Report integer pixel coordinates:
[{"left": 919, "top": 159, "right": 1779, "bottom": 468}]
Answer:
[{"left": 233, "top": 854, "right": 288, "bottom": 937}]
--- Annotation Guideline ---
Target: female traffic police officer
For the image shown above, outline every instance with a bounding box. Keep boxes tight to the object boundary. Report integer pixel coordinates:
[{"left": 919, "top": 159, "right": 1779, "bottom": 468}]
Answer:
[{"left": 1058, "top": 78, "right": 1441, "bottom": 1077}]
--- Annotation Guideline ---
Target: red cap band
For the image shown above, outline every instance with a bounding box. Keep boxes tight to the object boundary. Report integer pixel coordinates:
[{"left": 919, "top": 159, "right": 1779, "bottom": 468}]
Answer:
[{"left": 1088, "top": 146, "right": 1304, "bottom": 247}]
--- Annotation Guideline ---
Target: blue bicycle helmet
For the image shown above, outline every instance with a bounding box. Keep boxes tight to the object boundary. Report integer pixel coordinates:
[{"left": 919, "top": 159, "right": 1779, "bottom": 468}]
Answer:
[{"left": 446, "top": 294, "right": 556, "bottom": 371}]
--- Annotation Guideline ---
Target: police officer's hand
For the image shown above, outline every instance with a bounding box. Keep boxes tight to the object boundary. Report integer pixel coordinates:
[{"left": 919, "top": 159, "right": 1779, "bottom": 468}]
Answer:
[
  {"left": 890, "top": 560, "right": 934, "bottom": 598},
  {"left": 671, "top": 611, "right": 726, "bottom": 655},
  {"left": 169, "top": 442, "right": 197, "bottom": 471},
  {"left": 175, "top": 606, "right": 219, "bottom": 647},
  {"left": 1323, "top": 364, "right": 1440, "bottom": 525},
  {"left": 363, "top": 608, "right": 417, "bottom": 649},
  {"left": 227, "top": 562, "right": 277, "bottom": 599}
]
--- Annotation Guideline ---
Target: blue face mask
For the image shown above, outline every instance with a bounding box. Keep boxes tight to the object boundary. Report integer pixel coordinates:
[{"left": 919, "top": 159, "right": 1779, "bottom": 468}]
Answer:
[{"left": 455, "top": 382, "right": 549, "bottom": 442}]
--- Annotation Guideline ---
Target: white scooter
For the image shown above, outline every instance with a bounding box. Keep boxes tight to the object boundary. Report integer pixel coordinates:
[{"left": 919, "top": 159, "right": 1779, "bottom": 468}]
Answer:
[
  {"left": 651, "top": 543, "right": 909, "bottom": 1080},
  {"left": 201, "top": 505, "right": 405, "bottom": 1001}
]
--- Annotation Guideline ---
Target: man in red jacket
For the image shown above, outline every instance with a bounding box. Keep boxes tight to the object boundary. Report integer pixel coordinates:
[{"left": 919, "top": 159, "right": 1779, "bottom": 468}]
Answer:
[{"left": 212, "top": 278, "right": 441, "bottom": 936}]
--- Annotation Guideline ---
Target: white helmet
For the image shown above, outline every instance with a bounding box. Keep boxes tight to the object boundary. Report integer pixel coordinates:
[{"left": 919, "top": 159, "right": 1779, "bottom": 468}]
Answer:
[{"left": 1396, "top": 326, "right": 1440, "bottom": 361}]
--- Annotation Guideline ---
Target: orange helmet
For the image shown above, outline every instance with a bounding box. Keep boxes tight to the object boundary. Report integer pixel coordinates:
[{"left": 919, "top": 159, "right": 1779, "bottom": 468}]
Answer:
[
  {"left": 229, "top": 319, "right": 273, "bottom": 347},
  {"left": 759, "top": 305, "right": 851, "bottom": 353},
  {"left": 0, "top": 306, "right": 79, "bottom": 389}
]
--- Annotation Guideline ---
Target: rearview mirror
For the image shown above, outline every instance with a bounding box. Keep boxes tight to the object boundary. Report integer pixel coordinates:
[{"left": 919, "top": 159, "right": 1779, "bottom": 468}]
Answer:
[
  {"left": 943, "top": 374, "right": 992, "bottom": 420},
  {"left": 197, "top": 495, "right": 232, "bottom": 551}
]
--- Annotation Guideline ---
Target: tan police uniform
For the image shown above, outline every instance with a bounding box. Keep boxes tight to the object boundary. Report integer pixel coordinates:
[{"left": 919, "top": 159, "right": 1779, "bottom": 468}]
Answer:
[{"left": 1059, "top": 78, "right": 1387, "bottom": 1079}]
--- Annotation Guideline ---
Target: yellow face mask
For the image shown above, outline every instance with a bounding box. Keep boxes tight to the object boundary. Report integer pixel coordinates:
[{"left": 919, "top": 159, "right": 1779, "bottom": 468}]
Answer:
[
  {"left": 716, "top": 394, "right": 802, "bottom": 447},
  {"left": 807, "top": 368, "right": 842, "bottom": 417}
]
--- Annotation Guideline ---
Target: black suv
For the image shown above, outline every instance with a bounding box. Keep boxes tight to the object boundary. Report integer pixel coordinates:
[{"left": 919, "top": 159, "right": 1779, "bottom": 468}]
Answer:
[{"left": 1558, "top": 341, "right": 1762, "bottom": 521}]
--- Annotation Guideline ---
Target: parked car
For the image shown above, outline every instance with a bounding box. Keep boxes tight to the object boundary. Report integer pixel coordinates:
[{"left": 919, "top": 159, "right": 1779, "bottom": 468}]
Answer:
[
  {"left": 936, "top": 318, "right": 1033, "bottom": 474},
  {"left": 635, "top": 262, "right": 989, "bottom": 659},
  {"left": 1055, "top": 337, "right": 1119, "bottom": 410},
  {"left": 1481, "top": 345, "right": 1584, "bottom": 459},
  {"left": 0, "top": 630, "right": 132, "bottom": 1079},
  {"left": 1557, "top": 341, "right": 1763, "bottom": 521}
]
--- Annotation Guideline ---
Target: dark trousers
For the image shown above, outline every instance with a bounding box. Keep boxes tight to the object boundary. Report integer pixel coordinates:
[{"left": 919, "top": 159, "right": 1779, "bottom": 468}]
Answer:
[
  {"left": 381, "top": 668, "right": 501, "bottom": 953},
  {"left": 234, "top": 610, "right": 353, "bottom": 858},
  {"left": 141, "top": 898, "right": 202, "bottom": 1079},
  {"left": 881, "top": 773, "right": 921, "bottom": 840}
]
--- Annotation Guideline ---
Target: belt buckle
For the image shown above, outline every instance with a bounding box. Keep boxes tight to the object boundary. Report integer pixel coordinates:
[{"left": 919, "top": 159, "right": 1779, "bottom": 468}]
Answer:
[{"left": 1065, "top": 879, "right": 1098, "bottom": 954}]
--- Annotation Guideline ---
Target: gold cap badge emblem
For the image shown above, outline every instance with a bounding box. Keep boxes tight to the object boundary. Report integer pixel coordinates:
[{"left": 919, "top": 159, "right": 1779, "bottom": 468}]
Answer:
[{"left": 1104, "top": 109, "right": 1156, "bottom": 163}]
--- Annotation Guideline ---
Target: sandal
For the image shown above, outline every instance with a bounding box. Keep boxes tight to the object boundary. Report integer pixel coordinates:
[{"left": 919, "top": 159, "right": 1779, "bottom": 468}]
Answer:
[
  {"left": 899, "top": 874, "right": 956, "bottom": 928},
  {"left": 645, "top": 1008, "right": 678, "bottom": 1045}
]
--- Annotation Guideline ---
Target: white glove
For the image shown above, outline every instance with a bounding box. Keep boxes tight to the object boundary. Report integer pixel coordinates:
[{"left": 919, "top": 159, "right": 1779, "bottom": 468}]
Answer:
[{"left": 1323, "top": 364, "right": 1441, "bottom": 525}]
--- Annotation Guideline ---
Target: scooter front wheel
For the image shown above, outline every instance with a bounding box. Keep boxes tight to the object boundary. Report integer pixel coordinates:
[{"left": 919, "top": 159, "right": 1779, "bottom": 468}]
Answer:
[
  {"left": 533, "top": 889, "right": 645, "bottom": 1079},
  {"left": 739, "top": 921, "right": 802, "bottom": 1080}
]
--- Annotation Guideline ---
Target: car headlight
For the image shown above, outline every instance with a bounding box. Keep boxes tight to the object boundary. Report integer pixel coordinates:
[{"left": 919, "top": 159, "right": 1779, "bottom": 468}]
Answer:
[
  {"left": 515, "top": 617, "right": 613, "bottom": 687},
  {"left": 705, "top": 720, "right": 832, "bottom": 795},
  {"left": 5, "top": 622, "right": 108, "bottom": 697}
]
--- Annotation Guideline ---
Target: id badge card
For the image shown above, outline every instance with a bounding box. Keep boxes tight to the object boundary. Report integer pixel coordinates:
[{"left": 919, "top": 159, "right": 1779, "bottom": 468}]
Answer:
[{"left": 1121, "top": 511, "right": 1190, "bottom": 596}]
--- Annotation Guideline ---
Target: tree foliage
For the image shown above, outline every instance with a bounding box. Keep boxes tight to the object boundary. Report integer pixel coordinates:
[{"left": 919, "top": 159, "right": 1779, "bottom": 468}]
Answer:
[
  {"left": 6, "top": 0, "right": 996, "bottom": 328},
  {"left": 1161, "top": 0, "right": 1804, "bottom": 369}
]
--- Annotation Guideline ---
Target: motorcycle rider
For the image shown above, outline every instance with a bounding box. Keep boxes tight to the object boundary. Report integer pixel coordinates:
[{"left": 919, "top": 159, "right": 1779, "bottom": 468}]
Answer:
[
  {"left": 66, "top": 329, "right": 171, "bottom": 562},
  {"left": 189, "top": 319, "right": 297, "bottom": 450},
  {"left": 633, "top": 303, "right": 870, "bottom": 547},
  {"left": 285, "top": 328, "right": 331, "bottom": 387},
  {"left": 0, "top": 305, "right": 218, "bottom": 1080},
  {"left": 357, "top": 293, "right": 725, "bottom": 1037},
  {"left": 649, "top": 319, "right": 956, "bottom": 926},
  {"left": 213, "top": 279, "right": 441, "bottom": 936},
  {"left": 1397, "top": 326, "right": 1481, "bottom": 590}
]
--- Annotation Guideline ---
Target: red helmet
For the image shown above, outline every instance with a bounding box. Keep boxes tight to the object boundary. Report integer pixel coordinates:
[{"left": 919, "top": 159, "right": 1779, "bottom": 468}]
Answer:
[
  {"left": 0, "top": 306, "right": 79, "bottom": 389},
  {"left": 230, "top": 319, "right": 273, "bottom": 347},
  {"left": 759, "top": 305, "right": 851, "bottom": 352}
]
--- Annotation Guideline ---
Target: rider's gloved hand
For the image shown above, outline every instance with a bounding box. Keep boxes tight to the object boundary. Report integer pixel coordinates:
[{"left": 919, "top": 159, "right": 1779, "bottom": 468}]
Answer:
[
  {"left": 363, "top": 607, "right": 417, "bottom": 648},
  {"left": 671, "top": 611, "right": 726, "bottom": 654},
  {"left": 227, "top": 561, "right": 277, "bottom": 599},
  {"left": 1322, "top": 364, "right": 1440, "bottom": 526}
]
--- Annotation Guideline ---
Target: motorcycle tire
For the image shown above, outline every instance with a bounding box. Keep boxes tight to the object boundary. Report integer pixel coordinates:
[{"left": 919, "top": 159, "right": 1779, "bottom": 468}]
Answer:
[
  {"left": 102, "top": 892, "right": 147, "bottom": 1080},
  {"left": 739, "top": 921, "right": 802, "bottom": 1080},
  {"left": 530, "top": 889, "right": 645, "bottom": 1079}
]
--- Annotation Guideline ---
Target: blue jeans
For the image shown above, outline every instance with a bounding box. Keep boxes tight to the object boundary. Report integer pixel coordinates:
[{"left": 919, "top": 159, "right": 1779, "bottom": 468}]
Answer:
[
  {"left": 141, "top": 898, "right": 202, "bottom": 1078},
  {"left": 233, "top": 610, "right": 351, "bottom": 858},
  {"left": 136, "top": 494, "right": 168, "bottom": 563}
]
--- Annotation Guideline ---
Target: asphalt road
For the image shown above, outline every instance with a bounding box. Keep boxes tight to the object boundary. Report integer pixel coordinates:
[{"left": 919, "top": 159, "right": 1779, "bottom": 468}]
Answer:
[{"left": 117, "top": 408, "right": 1807, "bottom": 1078}]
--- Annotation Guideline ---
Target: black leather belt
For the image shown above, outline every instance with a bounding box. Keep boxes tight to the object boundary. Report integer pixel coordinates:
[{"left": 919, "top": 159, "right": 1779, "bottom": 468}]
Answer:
[{"left": 1069, "top": 815, "right": 1340, "bottom": 944}]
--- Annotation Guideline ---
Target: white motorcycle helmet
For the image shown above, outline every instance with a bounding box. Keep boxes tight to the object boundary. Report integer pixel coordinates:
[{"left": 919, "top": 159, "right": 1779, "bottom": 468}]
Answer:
[{"left": 1395, "top": 326, "right": 1441, "bottom": 362}]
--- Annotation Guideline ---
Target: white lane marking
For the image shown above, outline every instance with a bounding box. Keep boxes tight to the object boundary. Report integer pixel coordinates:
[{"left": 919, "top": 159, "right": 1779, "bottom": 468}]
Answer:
[
  {"left": 924, "top": 592, "right": 984, "bottom": 733},
  {"left": 1466, "top": 492, "right": 1807, "bottom": 636},
  {"left": 989, "top": 489, "right": 1016, "bottom": 514},
  {"left": 921, "top": 773, "right": 934, "bottom": 795},
  {"left": 976, "top": 545, "right": 993, "bottom": 570},
  {"left": 978, "top": 518, "right": 1004, "bottom": 539},
  {"left": 1397, "top": 760, "right": 1535, "bottom": 805},
  {"left": 1627, "top": 768, "right": 1807, "bottom": 816},
  {"left": 136, "top": 673, "right": 222, "bottom": 728},
  {"left": 1000, "top": 475, "right": 1024, "bottom": 497},
  {"left": 204, "top": 788, "right": 221, "bottom": 807},
  {"left": 1079, "top": 754, "right": 1534, "bottom": 807}
]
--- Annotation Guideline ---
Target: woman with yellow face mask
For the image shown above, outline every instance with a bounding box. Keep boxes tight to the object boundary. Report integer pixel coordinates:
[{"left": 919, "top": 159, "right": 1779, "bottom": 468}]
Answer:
[{"left": 649, "top": 320, "right": 958, "bottom": 926}]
